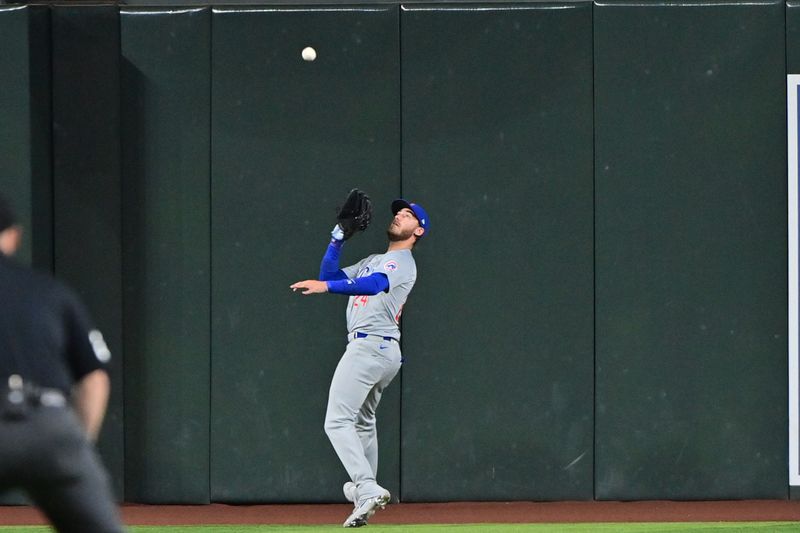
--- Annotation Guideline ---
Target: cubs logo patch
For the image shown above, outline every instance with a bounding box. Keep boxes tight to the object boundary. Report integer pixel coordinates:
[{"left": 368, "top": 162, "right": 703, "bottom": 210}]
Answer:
[{"left": 383, "top": 260, "right": 398, "bottom": 272}]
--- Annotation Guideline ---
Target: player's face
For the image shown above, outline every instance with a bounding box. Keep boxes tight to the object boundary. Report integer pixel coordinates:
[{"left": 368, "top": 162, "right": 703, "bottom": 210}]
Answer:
[{"left": 387, "top": 208, "right": 420, "bottom": 241}]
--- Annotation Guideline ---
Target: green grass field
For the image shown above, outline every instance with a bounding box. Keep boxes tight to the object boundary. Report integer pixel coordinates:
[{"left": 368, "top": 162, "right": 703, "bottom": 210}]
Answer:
[{"left": 3, "top": 524, "right": 800, "bottom": 533}]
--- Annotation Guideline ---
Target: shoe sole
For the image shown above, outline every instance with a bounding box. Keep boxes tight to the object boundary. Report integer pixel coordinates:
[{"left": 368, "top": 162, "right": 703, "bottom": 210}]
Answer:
[{"left": 342, "top": 493, "right": 390, "bottom": 528}]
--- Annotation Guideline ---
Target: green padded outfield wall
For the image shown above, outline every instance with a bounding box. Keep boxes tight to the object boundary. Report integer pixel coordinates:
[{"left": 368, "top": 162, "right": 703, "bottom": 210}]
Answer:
[
  {"left": 790, "top": 2, "right": 800, "bottom": 72},
  {"left": 789, "top": 0, "right": 800, "bottom": 499},
  {"left": 401, "top": 2, "right": 594, "bottom": 501},
  {"left": 0, "top": 5, "right": 51, "bottom": 270},
  {"left": 51, "top": 5, "right": 125, "bottom": 498},
  {"left": 120, "top": 7, "right": 211, "bottom": 503},
  {"left": 2, "top": 0, "right": 797, "bottom": 503},
  {"left": 594, "top": 0, "right": 787, "bottom": 499},
  {"left": 210, "top": 6, "right": 401, "bottom": 502}
]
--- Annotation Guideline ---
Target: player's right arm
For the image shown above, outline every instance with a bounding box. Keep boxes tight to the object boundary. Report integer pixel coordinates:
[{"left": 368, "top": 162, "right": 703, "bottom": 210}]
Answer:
[
  {"left": 64, "top": 289, "right": 112, "bottom": 442},
  {"left": 327, "top": 273, "right": 388, "bottom": 295},
  {"left": 291, "top": 273, "right": 388, "bottom": 296},
  {"left": 319, "top": 225, "right": 348, "bottom": 281},
  {"left": 73, "top": 369, "right": 110, "bottom": 442}
]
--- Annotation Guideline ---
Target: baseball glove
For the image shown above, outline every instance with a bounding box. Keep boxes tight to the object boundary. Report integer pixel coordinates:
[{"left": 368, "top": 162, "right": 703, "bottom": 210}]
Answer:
[{"left": 336, "top": 188, "right": 373, "bottom": 240}]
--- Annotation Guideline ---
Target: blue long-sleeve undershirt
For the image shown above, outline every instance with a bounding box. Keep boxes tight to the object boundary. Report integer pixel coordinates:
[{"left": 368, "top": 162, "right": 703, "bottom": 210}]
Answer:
[
  {"left": 319, "top": 239, "right": 389, "bottom": 295},
  {"left": 327, "top": 273, "right": 389, "bottom": 296},
  {"left": 319, "top": 240, "right": 347, "bottom": 281}
]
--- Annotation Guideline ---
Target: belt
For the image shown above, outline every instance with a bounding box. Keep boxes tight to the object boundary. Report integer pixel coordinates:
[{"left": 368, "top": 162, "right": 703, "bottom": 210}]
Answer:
[
  {"left": 351, "top": 332, "right": 397, "bottom": 342},
  {"left": 3, "top": 375, "right": 67, "bottom": 409}
]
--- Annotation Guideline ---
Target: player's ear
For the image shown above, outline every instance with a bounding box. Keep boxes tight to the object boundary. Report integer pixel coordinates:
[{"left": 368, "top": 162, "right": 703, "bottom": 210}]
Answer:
[{"left": 413, "top": 227, "right": 425, "bottom": 238}]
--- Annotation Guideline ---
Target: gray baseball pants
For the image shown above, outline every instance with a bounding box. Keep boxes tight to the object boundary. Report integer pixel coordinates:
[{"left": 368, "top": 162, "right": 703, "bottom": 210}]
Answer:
[
  {"left": 324, "top": 335, "right": 402, "bottom": 500},
  {"left": 0, "top": 404, "right": 125, "bottom": 533}
]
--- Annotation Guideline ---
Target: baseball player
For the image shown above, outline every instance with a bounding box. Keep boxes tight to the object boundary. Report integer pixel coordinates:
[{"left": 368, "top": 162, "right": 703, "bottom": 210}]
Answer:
[
  {"left": 291, "top": 195, "right": 429, "bottom": 528},
  {"left": 0, "top": 194, "right": 126, "bottom": 533}
]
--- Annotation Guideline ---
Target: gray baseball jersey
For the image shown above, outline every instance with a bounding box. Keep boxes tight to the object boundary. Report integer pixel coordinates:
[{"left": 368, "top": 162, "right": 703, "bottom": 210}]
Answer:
[{"left": 341, "top": 249, "right": 417, "bottom": 339}]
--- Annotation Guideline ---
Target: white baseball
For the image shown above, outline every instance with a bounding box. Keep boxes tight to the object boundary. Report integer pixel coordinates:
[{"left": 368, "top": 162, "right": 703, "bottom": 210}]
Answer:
[{"left": 302, "top": 47, "right": 317, "bottom": 61}]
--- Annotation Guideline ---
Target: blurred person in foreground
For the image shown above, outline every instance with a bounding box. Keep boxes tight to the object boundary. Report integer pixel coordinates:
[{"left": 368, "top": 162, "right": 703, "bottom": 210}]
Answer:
[{"left": 0, "top": 193, "right": 125, "bottom": 533}]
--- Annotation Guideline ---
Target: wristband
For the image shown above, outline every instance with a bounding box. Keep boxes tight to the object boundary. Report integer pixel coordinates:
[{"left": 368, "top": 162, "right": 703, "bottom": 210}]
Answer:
[{"left": 331, "top": 224, "right": 345, "bottom": 242}]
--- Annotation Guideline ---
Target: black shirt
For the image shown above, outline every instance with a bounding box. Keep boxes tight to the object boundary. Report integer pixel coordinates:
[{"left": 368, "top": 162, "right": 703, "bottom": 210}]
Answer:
[{"left": 0, "top": 255, "right": 109, "bottom": 395}]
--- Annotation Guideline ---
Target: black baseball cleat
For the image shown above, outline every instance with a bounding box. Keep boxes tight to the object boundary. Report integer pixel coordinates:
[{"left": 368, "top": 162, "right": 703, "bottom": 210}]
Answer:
[{"left": 342, "top": 490, "right": 390, "bottom": 528}]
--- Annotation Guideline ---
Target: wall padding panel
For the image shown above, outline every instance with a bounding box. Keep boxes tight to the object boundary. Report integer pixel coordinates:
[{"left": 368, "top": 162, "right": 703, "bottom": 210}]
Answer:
[
  {"left": 120, "top": 6, "right": 211, "bottom": 503},
  {"left": 0, "top": 5, "right": 51, "bottom": 270},
  {"left": 594, "top": 0, "right": 786, "bottom": 500},
  {"left": 51, "top": 4, "right": 124, "bottom": 498},
  {"left": 789, "top": 1, "right": 800, "bottom": 73},
  {"left": 401, "top": 2, "right": 594, "bottom": 501},
  {"left": 210, "top": 6, "right": 401, "bottom": 502}
]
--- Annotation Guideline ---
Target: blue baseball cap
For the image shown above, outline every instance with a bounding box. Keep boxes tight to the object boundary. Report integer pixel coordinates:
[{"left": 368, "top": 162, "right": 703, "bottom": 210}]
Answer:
[{"left": 391, "top": 199, "right": 429, "bottom": 236}]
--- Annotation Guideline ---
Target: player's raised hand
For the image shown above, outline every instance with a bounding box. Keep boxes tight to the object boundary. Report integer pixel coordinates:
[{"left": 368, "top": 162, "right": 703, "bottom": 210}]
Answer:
[
  {"left": 336, "top": 188, "right": 372, "bottom": 240},
  {"left": 290, "top": 280, "right": 329, "bottom": 295}
]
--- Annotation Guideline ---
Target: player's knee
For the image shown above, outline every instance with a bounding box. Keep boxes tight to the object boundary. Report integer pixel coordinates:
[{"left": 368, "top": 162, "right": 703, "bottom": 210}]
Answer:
[
  {"left": 324, "top": 416, "right": 341, "bottom": 436},
  {"left": 325, "top": 412, "right": 354, "bottom": 436}
]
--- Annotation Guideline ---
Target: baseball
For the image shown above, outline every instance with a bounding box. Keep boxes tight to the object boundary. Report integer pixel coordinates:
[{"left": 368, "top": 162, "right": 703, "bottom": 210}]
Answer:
[{"left": 302, "top": 47, "right": 316, "bottom": 61}]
